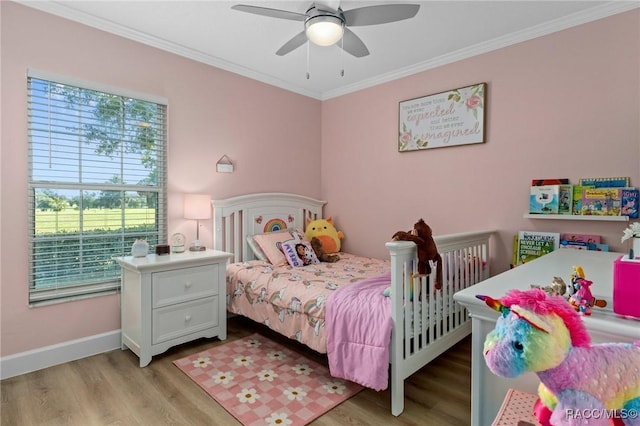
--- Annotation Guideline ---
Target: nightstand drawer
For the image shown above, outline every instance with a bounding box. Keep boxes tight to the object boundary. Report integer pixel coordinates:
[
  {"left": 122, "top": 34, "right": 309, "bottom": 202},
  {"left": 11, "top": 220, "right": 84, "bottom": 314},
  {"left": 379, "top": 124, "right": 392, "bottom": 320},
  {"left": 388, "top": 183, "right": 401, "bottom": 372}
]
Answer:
[
  {"left": 152, "top": 264, "right": 218, "bottom": 308},
  {"left": 152, "top": 297, "right": 219, "bottom": 344}
]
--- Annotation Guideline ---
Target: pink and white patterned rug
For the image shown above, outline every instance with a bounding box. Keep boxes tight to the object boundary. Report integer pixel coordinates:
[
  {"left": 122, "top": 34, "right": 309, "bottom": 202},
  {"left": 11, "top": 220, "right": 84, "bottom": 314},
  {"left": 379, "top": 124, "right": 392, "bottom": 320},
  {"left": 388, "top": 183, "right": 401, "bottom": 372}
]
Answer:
[{"left": 173, "top": 334, "right": 363, "bottom": 426}]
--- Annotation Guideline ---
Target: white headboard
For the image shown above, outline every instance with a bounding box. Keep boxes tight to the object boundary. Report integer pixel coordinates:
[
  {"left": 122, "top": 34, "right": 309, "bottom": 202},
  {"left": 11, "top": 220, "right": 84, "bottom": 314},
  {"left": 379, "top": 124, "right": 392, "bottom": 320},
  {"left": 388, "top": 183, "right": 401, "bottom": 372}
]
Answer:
[{"left": 212, "top": 192, "right": 326, "bottom": 262}]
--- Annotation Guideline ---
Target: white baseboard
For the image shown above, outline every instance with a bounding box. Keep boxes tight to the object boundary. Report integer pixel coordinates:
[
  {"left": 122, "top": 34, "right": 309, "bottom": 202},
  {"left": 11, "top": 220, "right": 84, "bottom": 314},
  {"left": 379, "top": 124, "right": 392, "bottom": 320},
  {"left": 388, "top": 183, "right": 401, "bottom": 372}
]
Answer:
[{"left": 0, "top": 330, "right": 121, "bottom": 380}]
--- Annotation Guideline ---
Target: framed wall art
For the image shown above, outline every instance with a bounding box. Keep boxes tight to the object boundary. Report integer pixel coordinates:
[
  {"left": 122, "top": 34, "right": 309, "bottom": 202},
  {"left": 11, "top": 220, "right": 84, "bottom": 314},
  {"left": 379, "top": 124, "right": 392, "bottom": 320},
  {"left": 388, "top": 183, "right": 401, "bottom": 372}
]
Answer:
[{"left": 398, "top": 82, "right": 486, "bottom": 152}]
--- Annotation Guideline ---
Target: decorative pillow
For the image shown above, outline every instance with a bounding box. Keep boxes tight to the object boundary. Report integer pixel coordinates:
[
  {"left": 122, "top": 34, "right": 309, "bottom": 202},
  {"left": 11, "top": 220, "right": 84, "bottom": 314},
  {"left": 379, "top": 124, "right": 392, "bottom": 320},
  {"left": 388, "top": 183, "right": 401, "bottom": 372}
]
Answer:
[
  {"left": 253, "top": 230, "right": 301, "bottom": 266},
  {"left": 279, "top": 239, "right": 320, "bottom": 267},
  {"left": 246, "top": 235, "right": 268, "bottom": 261}
]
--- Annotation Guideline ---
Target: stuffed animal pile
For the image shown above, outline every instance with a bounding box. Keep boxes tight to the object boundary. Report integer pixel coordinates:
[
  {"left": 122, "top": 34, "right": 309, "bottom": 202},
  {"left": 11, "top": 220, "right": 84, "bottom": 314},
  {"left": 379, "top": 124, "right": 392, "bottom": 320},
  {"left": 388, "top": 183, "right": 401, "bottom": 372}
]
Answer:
[
  {"left": 530, "top": 266, "right": 607, "bottom": 316},
  {"left": 477, "top": 288, "right": 640, "bottom": 426}
]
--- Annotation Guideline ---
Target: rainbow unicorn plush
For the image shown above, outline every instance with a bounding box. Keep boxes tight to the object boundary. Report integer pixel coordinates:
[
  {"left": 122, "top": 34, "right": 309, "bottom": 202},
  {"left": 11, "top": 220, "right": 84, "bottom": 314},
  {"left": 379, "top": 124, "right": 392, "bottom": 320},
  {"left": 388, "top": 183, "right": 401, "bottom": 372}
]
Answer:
[{"left": 477, "top": 289, "right": 640, "bottom": 426}]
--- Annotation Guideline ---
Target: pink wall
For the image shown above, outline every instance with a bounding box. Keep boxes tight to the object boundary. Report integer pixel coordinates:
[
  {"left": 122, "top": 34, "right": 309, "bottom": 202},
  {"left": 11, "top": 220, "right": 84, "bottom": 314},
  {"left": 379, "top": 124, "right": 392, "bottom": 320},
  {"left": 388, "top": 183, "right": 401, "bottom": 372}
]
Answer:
[
  {"left": 0, "top": 2, "right": 320, "bottom": 356},
  {"left": 1, "top": 3, "right": 638, "bottom": 359},
  {"left": 321, "top": 10, "right": 640, "bottom": 273}
]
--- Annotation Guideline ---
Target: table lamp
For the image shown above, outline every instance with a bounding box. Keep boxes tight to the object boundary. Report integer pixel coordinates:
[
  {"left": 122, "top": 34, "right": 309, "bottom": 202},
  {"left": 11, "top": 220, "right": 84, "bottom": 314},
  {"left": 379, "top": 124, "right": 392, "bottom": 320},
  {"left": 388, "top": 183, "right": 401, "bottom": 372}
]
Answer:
[{"left": 184, "top": 194, "right": 211, "bottom": 251}]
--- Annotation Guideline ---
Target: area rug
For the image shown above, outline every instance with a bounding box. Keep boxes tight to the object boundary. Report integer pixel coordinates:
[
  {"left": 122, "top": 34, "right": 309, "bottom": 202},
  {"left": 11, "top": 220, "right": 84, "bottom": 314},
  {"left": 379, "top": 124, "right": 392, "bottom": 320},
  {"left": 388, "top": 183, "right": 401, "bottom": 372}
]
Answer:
[{"left": 173, "top": 334, "right": 363, "bottom": 426}]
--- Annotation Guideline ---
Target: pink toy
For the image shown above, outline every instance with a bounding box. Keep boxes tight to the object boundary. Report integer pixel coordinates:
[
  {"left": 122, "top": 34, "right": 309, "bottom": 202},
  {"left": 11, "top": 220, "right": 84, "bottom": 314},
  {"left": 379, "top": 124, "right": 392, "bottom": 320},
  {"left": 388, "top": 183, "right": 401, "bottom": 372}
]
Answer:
[
  {"left": 567, "top": 266, "right": 607, "bottom": 315},
  {"left": 478, "top": 289, "right": 640, "bottom": 426}
]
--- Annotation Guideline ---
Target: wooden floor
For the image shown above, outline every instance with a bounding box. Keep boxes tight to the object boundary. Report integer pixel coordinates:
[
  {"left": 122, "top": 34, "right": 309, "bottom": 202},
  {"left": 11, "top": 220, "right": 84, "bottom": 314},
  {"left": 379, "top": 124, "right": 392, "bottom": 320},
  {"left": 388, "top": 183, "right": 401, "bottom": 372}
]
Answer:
[{"left": 1, "top": 316, "right": 472, "bottom": 425}]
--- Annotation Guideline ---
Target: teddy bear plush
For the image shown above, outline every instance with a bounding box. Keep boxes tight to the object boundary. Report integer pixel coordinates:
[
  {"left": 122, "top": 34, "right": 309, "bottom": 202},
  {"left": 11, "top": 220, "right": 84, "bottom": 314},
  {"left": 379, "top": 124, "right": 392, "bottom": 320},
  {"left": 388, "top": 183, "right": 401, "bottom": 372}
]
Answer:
[
  {"left": 310, "top": 237, "right": 340, "bottom": 263},
  {"left": 392, "top": 219, "right": 443, "bottom": 290}
]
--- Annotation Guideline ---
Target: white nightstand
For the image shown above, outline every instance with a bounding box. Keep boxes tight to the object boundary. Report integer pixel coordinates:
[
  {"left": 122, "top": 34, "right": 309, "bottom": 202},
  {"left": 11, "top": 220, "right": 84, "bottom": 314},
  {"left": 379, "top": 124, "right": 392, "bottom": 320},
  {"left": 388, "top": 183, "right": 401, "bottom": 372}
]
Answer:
[{"left": 115, "top": 249, "right": 233, "bottom": 367}]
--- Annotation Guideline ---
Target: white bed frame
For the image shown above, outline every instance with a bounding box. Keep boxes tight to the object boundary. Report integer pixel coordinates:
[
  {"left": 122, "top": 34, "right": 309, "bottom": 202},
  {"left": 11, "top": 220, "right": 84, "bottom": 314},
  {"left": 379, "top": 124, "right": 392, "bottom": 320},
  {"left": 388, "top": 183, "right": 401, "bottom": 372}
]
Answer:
[{"left": 213, "top": 192, "right": 494, "bottom": 416}]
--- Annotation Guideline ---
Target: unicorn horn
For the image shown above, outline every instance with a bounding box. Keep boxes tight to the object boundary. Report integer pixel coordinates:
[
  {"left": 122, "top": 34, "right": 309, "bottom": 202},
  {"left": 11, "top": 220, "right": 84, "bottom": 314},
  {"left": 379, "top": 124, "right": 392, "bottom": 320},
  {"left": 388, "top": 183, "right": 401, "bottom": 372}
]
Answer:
[{"left": 476, "top": 295, "right": 510, "bottom": 315}]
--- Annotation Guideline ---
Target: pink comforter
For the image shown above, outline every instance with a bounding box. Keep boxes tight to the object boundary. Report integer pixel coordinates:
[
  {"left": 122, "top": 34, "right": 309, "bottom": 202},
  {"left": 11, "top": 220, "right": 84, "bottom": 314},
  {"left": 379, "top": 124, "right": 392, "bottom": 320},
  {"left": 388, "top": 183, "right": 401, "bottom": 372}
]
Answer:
[{"left": 326, "top": 272, "right": 393, "bottom": 391}]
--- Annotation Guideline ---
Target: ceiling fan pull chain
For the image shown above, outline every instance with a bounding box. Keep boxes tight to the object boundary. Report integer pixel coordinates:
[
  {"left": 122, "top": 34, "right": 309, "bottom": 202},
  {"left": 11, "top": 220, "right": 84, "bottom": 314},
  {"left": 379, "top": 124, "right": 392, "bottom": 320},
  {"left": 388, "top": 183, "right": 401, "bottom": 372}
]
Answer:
[
  {"left": 340, "top": 37, "right": 345, "bottom": 77},
  {"left": 306, "top": 41, "right": 310, "bottom": 79},
  {"left": 307, "top": 40, "right": 311, "bottom": 80}
]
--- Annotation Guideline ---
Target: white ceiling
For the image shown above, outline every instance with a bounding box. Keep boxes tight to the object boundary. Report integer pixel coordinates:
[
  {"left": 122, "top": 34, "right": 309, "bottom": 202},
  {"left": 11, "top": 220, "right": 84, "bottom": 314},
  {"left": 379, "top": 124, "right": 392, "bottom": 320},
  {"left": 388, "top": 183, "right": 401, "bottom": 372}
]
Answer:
[{"left": 18, "top": 1, "right": 639, "bottom": 100}]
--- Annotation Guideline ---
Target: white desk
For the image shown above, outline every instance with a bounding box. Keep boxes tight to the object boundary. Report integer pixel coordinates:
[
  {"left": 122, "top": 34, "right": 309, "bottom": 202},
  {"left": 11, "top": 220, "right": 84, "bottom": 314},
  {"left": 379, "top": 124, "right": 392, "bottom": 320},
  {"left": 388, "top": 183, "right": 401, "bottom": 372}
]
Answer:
[{"left": 454, "top": 249, "right": 640, "bottom": 426}]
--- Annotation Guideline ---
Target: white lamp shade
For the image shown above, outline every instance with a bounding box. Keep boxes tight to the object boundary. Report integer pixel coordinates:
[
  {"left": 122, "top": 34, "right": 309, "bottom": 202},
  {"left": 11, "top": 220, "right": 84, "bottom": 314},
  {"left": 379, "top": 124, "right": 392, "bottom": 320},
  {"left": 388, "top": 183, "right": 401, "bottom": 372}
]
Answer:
[
  {"left": 305, "top": 16, "right": 344, "bottom": 46},
  {"left": 184, "top": 194, "right": 211, "bottom": 220}
]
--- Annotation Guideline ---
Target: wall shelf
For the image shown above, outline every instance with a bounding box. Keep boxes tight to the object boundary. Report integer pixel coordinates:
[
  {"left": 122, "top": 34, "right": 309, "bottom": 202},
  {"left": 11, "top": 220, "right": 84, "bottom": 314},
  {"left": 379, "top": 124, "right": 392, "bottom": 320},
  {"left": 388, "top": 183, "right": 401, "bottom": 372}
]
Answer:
[{"left": 523, "top": 213, "right": 629, "bottom": 222}]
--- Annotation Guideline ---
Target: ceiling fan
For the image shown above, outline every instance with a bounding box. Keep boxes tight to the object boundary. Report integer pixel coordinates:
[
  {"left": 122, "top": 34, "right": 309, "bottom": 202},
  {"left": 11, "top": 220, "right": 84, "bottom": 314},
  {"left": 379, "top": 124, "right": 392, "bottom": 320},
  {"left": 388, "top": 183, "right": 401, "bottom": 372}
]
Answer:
[{"left": 231, "top": 2, "right": 420, "bottom": 58}]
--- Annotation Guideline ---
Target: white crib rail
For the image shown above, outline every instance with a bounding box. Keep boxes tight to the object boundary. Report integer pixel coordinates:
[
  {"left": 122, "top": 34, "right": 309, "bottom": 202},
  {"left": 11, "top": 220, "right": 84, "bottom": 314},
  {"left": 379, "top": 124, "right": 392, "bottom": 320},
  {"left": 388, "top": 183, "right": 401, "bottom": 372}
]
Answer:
[{"left": 386, "top": 229, "right": 494, "bottom": 416}]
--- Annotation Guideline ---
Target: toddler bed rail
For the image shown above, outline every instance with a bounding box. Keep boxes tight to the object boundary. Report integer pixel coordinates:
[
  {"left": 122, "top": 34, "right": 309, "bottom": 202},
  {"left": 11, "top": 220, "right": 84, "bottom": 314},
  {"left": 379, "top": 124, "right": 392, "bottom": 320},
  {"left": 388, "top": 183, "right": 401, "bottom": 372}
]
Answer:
[{"left": 387, "top": 230, "right": 493, "bottom": 416}]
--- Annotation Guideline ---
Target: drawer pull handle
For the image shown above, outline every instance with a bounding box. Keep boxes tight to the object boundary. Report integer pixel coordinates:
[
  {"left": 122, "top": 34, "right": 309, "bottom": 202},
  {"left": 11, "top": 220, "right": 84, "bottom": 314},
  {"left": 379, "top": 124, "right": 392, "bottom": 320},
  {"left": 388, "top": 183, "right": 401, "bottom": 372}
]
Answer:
[
  {"left": 184, "top": 281, "right": 192, "bottom": 289},
  {"left": 185, "top": 315, "right": 192, "bottom": 322}
]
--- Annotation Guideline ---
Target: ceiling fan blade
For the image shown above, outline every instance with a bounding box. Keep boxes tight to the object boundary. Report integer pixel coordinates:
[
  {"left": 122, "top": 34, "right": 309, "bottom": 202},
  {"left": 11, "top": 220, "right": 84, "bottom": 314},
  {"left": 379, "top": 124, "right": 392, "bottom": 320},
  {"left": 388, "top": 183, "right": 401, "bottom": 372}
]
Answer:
[
  {"left": 231, "top": 4, "right": 306, "bottom": 21},
  {"left": 343, "top": 4, "right": 420, "bottom": 26},
  {"left": 276, "top": 31, "right": 308, "bottom": 56},
  {"left": 340, "top": 28, "right": 369, "bottom": 58},
  {"left": 314, "top": 0, "right": 341, "bottom": 13}
]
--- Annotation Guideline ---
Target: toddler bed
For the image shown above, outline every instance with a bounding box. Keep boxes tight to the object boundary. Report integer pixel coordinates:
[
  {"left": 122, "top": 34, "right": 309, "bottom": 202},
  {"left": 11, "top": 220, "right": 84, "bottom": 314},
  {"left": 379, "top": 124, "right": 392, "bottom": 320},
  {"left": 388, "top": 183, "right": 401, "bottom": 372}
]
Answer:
[{"left": 213, "top": 192, "right": 493, "bottom": 416}]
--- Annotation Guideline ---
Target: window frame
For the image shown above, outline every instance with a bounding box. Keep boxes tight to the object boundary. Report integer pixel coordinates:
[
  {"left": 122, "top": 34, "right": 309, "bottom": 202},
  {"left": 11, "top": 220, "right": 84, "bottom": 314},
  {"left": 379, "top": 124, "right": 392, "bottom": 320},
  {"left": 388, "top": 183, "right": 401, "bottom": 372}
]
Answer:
[{"left": 27, "top": 69, "right": 168, "bottom": 305}]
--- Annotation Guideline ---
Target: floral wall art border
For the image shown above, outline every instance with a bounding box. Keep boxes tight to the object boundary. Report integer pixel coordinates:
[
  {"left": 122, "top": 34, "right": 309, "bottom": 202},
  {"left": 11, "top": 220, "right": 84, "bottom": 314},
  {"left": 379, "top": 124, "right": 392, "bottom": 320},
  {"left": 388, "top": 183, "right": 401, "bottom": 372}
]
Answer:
[{"left": 398, "top": 83, "right": 486, "bottom": 151}]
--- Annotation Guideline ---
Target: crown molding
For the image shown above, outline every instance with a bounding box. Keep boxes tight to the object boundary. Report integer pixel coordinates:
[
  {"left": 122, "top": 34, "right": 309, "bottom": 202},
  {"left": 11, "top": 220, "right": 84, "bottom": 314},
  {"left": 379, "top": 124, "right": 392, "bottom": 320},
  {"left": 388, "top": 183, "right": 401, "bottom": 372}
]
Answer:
[
  {"left": 321, "top": 1, "right": 640, "bottom": 100},
  {"left": 16, "top": 1, "right": 639, "bottom": 101},
  {"left": 14, "top": 0, "right": 323, "bottom": 99}
]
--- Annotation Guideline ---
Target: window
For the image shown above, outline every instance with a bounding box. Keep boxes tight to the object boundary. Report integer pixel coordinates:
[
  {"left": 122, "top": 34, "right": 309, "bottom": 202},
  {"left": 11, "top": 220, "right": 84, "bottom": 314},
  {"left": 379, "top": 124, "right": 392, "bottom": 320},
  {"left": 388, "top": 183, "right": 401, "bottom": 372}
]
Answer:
[{"left": 27, "top": 71, "right": 167, "bottom": 304}]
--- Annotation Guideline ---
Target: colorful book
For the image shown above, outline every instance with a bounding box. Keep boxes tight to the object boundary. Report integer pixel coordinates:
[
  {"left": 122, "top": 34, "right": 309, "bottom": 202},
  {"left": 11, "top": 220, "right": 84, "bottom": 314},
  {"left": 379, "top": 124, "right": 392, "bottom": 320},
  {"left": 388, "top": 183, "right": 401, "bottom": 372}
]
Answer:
[
  {"left": 559, "top": 241, "right": 610, "bottom": 251},
  {"left": 580, "top": 187, "right": 622, "bottom": 216},
  {"left": 572, "top": 185, "right": 593, "bottom": 215},
  {"left": 560, "top": 233, "right": 601, "bottom": 244},
  {"left": 559, "top": 241, "right": 590, "bottom": 250},
  {"left": 621, "top": 187, "right": 639, "bottom": 219},
  {"left": 531, "top": 178, "right": 570, "bottom": 186},
  {"left": 511, "top": 234, "right": 519, "bottom": 269},
  {"left": 560, "top": 234, "right": 605, "bottom": 251},
  {"left": 529, "top": 185, "right": 560, "bottom": 214},
  {"left": 579, "top": 177, "right": 630, "bottom": 188},
  {"left": 558, "top": 184, "right": 573, "bottom": 215},
  {"left": 516, "top": 231, "right": 560, "bottom": 266}
]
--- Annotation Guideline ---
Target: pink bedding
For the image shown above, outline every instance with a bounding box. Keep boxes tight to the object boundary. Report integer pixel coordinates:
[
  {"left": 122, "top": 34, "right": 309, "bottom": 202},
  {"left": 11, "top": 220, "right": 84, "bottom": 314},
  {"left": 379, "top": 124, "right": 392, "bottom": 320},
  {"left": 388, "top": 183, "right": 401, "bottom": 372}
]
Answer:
[
  {"left": 325, "top": 273, "right": 393, "bottom": 391},
  {"left": 226, "top": 253, "right": 390, "bottom": 354}
]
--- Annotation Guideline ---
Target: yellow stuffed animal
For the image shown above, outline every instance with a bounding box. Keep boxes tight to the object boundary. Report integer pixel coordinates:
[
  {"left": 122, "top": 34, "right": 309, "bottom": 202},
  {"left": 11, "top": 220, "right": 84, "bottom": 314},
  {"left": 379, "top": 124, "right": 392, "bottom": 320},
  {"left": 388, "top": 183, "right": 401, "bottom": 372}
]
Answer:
[{"left": 305, "top": 217, "right": 344, "bottom": 254}]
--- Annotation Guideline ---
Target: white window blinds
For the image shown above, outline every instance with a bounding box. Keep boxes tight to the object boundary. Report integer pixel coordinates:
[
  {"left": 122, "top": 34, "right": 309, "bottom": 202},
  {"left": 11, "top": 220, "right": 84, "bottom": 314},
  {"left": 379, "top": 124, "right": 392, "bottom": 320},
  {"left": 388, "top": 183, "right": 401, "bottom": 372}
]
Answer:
[{"left": 27, "top": 72, "right": 167, "bottom": 304}]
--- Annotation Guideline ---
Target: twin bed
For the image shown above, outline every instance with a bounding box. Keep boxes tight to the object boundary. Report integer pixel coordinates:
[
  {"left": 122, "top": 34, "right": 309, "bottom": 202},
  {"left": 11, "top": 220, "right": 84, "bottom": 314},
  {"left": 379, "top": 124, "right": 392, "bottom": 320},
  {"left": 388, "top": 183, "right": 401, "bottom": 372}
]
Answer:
[{"left": 212, "top": 192, "right": 493, "bottom": 416}]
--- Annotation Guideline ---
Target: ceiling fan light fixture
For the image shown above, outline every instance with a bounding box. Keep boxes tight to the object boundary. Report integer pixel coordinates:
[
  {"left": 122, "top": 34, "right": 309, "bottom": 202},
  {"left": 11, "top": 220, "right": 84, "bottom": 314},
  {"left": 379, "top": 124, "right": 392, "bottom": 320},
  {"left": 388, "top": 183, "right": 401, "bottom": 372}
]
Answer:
[{"left": 305, "top": 15, "right": 344, "bottom": 46}]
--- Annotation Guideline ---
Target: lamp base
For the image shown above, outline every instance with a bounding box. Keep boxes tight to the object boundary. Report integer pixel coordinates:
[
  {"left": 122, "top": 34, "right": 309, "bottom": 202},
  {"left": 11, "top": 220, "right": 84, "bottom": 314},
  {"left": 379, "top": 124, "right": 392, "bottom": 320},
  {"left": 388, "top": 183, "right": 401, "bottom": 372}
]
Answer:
[{"left": 189, "top": 245, "right": 206, "bottom": 252}]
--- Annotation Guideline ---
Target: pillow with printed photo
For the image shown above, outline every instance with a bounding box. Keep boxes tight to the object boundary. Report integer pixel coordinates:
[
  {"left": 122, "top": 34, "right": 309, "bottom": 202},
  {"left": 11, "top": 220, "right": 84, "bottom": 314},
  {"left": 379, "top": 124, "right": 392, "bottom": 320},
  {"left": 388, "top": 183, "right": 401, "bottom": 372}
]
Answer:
[{"left": 279, "top": 239, "right": 320, "bottom": 267}]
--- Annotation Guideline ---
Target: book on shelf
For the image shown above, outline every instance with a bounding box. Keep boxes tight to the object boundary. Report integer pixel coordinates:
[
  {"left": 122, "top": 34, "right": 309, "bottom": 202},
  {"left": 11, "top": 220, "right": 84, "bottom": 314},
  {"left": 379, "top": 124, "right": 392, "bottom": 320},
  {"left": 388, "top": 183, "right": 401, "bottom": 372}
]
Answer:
[
  {"left": 531, "top": 178, "right": 569, "bottom": 186},
  {"left": 560, "top": 241, "right": 592, "bottom": 250},
  {"left": 578, "top": 177, "right": 630, "bottom": 188},
  {"left": 580, "top": 187, "right": 622, "bottom": 216},
  {"left": 559, "top": 241, "right": 610, "bottom": 251},
  {"left": 572, "top": 185, "right": 594, "bottom": 215},
  {"left": 558, "top": 184, "right": 573, "bottom": 215},
  {"left": 529, "top": 185, "right": 560, "bottom": 214},
  {"left": 560, "top": 233, "right": 601, "bottom": 244},
  {"left": 621, "top": 187, "right": 639, "bottom": 219},
  {"left": 559, "top": 233, "right": 609, "bottom": 251},
  {"left": 510, "top": 234, "right": 519, "bottom": 269},
  {"left": 515, "top": 231, "right": 560, "bottom": 266}
]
